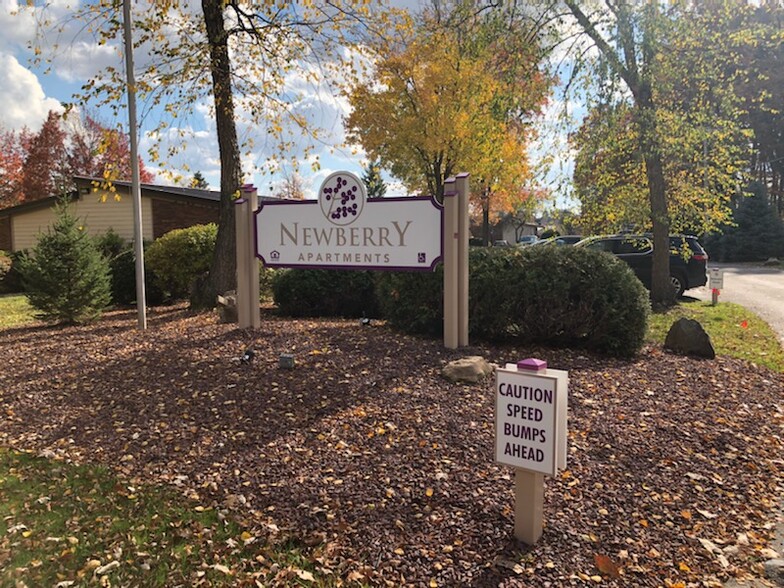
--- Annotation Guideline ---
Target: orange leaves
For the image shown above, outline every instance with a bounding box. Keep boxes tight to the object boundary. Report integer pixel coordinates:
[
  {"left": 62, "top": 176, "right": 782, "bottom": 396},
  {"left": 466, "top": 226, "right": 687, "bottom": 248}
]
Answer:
[{"left": 593, "top": 553, "right": 620, "bottom": 578}]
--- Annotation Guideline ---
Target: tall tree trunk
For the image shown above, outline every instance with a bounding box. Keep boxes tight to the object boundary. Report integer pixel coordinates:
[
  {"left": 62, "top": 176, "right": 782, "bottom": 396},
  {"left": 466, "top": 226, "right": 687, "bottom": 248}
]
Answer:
[
  {"left": 636, "top": 87, "right": 673, "bottom": 307},
  {"left": 191, "top": 0, "right": 243, "bottom": 309}
]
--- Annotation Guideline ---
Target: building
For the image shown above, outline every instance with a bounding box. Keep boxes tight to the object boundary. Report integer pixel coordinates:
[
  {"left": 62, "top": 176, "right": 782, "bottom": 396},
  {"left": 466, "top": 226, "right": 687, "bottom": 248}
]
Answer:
[{"left": 1, "top": 177, "right": 227, "bottom": 252}]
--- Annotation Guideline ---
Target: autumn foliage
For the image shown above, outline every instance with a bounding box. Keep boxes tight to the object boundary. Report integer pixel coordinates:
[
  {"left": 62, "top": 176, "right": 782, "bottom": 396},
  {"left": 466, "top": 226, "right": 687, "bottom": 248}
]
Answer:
[{"left": 0, "top": 111, "right": 153, "bottom": 209}]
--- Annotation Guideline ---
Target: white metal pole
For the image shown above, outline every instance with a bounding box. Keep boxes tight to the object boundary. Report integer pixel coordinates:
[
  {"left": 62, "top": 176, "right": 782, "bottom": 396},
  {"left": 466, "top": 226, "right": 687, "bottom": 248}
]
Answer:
[{"left": 123, "top": 0, "right": 147, "bottom": 330}]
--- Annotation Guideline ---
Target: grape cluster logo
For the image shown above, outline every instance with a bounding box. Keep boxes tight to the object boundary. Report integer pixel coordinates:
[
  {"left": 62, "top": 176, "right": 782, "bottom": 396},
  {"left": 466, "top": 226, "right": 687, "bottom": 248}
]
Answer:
[{"left": 319, "top": 171, "right": 366, "bottom": 226}]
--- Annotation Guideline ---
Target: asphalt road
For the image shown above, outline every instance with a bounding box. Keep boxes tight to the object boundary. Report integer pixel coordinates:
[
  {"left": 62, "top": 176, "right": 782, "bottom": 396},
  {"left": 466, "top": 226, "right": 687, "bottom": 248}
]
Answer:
[{"left": 686, "top": 262, "right": 784, "bottom": 344}]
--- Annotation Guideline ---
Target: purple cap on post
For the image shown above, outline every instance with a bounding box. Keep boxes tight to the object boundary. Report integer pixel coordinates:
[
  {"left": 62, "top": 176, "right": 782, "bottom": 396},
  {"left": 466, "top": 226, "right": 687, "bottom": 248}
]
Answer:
[
  {"left": 242, "top": 183, "right": 256, "bottom": 193},
  {"left": 517, "top": 358, "right": 547, "bottom": 372}
]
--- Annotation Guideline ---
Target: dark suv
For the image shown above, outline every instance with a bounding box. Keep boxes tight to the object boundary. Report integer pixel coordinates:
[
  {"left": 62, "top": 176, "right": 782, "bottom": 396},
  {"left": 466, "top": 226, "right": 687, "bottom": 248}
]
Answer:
[{"left": 575, "top": 234, "right": 708, "bottom": 296}]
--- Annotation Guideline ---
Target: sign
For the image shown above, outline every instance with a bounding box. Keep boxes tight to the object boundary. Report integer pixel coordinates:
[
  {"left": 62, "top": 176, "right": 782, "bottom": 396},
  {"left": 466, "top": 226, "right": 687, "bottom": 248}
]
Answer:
[
  {"left": 495, "top": 361, "right": 568, "bottom": 476},
  {"left": 709, "top": 268, "right": 724, "bottom": 290},
  {"left": 255, "top": 171, "right": 443, "bottom": 271}
]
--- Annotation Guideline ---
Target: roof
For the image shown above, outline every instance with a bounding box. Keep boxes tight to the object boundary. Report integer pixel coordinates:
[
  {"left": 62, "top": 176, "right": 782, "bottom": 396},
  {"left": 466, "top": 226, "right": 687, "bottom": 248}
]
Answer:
[{"left": 0, "top": 176, "right": 284, "bottom": 216}]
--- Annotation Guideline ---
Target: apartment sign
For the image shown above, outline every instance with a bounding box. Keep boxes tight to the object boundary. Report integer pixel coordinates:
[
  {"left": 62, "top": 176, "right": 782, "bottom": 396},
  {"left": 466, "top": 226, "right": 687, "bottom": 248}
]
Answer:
[{"left": 255, "top": 171, "right": 443, "bottom": 271}]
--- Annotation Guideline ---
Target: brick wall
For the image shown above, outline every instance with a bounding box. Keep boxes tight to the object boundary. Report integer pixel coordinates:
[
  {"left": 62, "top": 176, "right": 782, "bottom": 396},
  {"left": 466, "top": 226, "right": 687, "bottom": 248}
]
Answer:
[
  {"left": 0, "top": 216, "right": 11, "bottom": 251},
  {"left": 151, "top": 198, "right": 220, "bottom": 239}
]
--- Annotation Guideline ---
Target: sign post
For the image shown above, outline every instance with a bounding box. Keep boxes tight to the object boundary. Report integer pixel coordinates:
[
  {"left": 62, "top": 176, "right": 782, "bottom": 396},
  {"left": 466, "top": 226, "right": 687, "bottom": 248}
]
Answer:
[
  {"left": 709, "top": 268, "right": 724, "bottom": 306},
  {"left": 495, "top": 358, "right": 568, "bottom": 544}
]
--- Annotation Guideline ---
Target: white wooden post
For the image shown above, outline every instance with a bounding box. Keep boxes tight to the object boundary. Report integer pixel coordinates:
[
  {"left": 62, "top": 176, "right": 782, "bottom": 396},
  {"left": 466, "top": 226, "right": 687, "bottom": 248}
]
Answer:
[
  {"left": 235, "top": 196, "right": 251, "bottom": 328},
  {"left": 443, "top": 178, "right": 458, "bottom": 349},
  {"left": 234, "top": 184, "right": 260, "bottom": 329},
  {"left": 455, "top": 173, "right": 469, "bottom": 347},
  {"left": 515, "top": 469, "right": 545, "bottom": 544}
]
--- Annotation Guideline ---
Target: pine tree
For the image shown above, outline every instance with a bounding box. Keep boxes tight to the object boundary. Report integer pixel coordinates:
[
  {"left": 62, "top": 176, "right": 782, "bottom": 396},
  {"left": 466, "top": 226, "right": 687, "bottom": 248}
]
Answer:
[
  {"left": 191, "top": 171, "right": 209, "bottom": 189},
  {"left": 20, "top": 200, "right": 112, "bottom": 324},
  {"left": 362, "top": 159, "right": 387, "bottom": 199}
]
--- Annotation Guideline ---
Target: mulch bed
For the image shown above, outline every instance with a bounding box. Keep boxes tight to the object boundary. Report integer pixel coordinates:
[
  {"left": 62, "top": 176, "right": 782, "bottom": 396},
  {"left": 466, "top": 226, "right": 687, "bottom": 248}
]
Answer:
[{"left": 1, "top": 305, "right": 782, "bottom": 587}]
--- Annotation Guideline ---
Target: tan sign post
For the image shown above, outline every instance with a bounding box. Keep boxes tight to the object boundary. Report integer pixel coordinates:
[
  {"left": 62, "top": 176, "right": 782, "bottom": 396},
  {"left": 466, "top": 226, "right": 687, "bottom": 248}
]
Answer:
[
  {"left": 709, "top": 268, "right": 724, "bottom": 306},
  {"left": 235, "top": 184, "right": 260, "bottom": 329},
  {"left": 495, "top": 358, "right": 568, "bottom": 544}
]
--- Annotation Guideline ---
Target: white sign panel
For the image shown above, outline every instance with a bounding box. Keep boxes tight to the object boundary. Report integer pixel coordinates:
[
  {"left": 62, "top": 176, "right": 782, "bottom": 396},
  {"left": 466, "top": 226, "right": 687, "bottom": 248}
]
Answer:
[
  {"left": 495, "top": 364, "right": 568, "bottom": 476},
  {"left": 709, "top": 268, "right": 724, "bottom": 290},
  {"left": 255, "top": 171, "right": 443, "bottom": 271}
]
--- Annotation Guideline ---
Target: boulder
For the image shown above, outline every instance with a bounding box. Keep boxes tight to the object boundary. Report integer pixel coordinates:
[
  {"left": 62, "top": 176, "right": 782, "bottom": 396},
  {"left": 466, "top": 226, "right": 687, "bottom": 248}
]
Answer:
[
  {"left": 442, "top": 356, "right": 494, "bottom": 383},
  {"left": 664, "top": 318, "right": 715, "bottom": 359},
  {"left": 764, "top": 257, "right": 781, "bottom": 267},
  {"left": 763, "top": 559, "right": 784, "bottom": 585}
]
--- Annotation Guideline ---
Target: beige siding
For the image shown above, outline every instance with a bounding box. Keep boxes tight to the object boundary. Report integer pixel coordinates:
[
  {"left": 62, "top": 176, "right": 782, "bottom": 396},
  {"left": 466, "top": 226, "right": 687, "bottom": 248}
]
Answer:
[{"left": 12, "top": 192, "right": 153, "bottom": 250}]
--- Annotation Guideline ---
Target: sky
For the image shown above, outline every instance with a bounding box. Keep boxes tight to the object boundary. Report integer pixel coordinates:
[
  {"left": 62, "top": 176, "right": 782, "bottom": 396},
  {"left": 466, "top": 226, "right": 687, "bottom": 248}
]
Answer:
[{"left": 0, "top": 0, "right": 575, "bottom": 206}]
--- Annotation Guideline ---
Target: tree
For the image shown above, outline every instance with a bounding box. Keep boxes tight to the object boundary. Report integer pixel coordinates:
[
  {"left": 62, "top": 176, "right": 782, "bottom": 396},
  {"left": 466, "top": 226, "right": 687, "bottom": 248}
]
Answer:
[
  {"left": 67, "top": 114, "right": 155, "bottom": 187},
  {"left": 0, "top": 111, "right": 155, "bottom": 205},
  {"left": 0, "top": 129, "right": 25, "bottom": 208},
  {"left": 704, "top": 182, "right": 784, "bottom": 262},
  {"left": 362, "top": 159, "right": 387, "bottom": 199},
  {"left": 27, "top": 2, "right": 398, "bottom": 309},
  {"left": 346, "top": 1, "right": 551, "bottom": 212},
  {"left": 273, "top": 173, "right": 306, "bottom": 200},
  {"left": 20, "top": 110, "right": 70, "bottom": 201},
  {"left": 560, "top": 0, "right": 750, "bottom": 306},
  {"left": 19, "top": 200, "right": 111, "bottom": 324},
  {"left": 191, "top": 171, "right": 209, "bottom": 189}
]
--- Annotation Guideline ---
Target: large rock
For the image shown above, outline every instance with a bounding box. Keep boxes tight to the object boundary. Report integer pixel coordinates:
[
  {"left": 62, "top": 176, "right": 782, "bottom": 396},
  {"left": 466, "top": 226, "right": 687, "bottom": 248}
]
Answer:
[
  {"left": 664, "top": 318, "right": 715, "bottom": 359},
  {"left": 442, "top": 356, "right": 494, "bottom": 383}
]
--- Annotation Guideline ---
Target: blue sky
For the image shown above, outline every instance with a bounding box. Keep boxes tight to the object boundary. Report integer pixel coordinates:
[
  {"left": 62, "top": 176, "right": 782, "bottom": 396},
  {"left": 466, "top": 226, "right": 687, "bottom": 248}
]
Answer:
[{"left": 0, "top": 0, "right": 575, "bottom": 206}]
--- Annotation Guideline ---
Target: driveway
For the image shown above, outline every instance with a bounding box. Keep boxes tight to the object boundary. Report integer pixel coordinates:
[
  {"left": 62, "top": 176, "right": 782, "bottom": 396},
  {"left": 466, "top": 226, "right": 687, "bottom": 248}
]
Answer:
[{"left": 687, "top": 262, "right": 784, "bottom": 344}]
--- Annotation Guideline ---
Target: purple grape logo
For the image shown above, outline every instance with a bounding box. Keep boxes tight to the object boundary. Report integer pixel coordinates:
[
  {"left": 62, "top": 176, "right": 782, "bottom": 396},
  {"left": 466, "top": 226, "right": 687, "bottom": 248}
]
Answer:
[{"left": 318, "top": 171, "right": 366, "bottom": 226}]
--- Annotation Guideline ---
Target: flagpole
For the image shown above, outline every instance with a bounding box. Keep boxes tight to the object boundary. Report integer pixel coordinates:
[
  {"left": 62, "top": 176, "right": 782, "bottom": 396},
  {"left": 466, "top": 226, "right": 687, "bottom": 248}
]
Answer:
[{"left": 123, "top": 0, "right": 147, "bottom": 330}]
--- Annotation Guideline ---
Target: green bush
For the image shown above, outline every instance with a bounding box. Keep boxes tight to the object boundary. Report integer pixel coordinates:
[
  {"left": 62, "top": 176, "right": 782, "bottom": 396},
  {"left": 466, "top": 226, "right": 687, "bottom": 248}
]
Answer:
[
  {"left": 0, "top": 251, "right": 11, "bottom": 292},
  {"left": 497, "top": 245, "right": 649, "bottom": 356},
  {"left": 271, "top": 269, "right": 379, "bottom": 318},
  {"left": 1, "top": 251, "right": 29, "bottom": 294},
  {"left": 109, "top": 248, "right": 166, "bottom": 306},
  {"left": 375, "top": 268, "right": 443, "bottom": 335},
  {"left": 18, "top": 201, "right": 111, "bottom": 324},
  {"left": 146, "top": 224, "right": 217, "bottom": 299},
  {"left": 259, "top": 266, "right": 279, "bottom": 302},
  {"left": 94, "top": 228, "right": 127, "bottom": 260},
  {"left": 376, "top": 246, "right": 650, "bottom": 357}
]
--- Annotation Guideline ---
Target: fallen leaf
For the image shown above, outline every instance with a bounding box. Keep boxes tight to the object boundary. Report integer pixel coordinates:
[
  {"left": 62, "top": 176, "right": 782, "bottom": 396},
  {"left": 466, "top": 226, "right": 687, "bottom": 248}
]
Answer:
[{"left": 594, "top": 553, "right": 620, "bottom": 578}]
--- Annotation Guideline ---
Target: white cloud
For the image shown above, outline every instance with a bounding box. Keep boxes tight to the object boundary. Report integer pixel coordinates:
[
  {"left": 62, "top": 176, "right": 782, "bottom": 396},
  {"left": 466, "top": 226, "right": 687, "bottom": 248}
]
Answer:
[{"left": 0, "top": 54, "right": 63, "bottom": 130}]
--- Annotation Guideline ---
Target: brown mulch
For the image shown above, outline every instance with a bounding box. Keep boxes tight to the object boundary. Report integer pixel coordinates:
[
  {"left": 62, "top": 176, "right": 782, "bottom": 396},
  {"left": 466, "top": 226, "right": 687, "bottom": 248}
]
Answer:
[{"left": 1, "top": 305, "right": 782, "bottom": 587}]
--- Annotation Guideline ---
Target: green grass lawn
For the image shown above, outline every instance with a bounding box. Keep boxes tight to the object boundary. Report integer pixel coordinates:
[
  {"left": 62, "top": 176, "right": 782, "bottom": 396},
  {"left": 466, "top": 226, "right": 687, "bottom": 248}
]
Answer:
[
  {"left": 0, "top": 294, "right": 36, "bottom": 330},
  {"left": 647, "top": 299, "right": 784, "bottom": 372},
  {"left": 0, "top": 449, "right": 335, "bottom": 587}
]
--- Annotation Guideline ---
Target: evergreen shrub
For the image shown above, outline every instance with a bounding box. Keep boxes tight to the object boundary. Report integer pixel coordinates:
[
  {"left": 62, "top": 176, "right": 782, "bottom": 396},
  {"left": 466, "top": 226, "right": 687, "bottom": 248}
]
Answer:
[
  {"left": 18, "top": 202, "right": 111, "bottom": 324},
  {"left": 497, "top": 245, "right": 650, "bottom": 356},
  {"left": 703, "top": 183, "right": 784, "bottom": 262},
  {"left": 271, "top": 269, "right": 379, "bottom": 318},
  {"left": 375, "top": 267, "right": 443, "bottom": 335},
  {"left": 377, "top": 246, "right": 650, "bottom": 357},
  {"left": 146, "top": 224, "right": 217, "bottom": 299}
]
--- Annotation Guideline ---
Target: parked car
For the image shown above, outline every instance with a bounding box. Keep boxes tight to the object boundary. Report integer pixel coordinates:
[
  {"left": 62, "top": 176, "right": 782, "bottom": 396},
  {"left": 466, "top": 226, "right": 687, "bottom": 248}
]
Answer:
[
  {"left": 574, "top": 234, "right": 708, "bottom": 296},
  {"left": 516, "top": 235, "right": 539, "bottom": 246},
  {"left": 534, "top": 235, "right": 583, "bottom": 246},
  {"left": 553, "top": 235, "right": 583, "bottom": 246}
]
